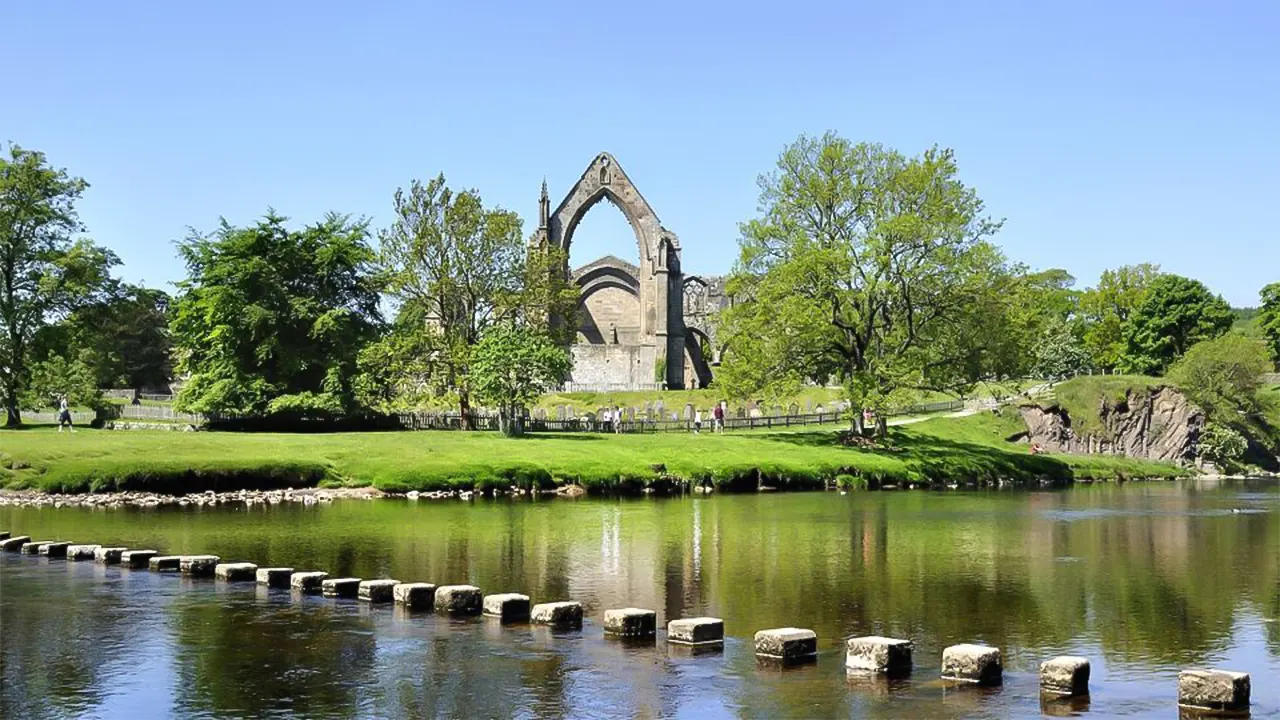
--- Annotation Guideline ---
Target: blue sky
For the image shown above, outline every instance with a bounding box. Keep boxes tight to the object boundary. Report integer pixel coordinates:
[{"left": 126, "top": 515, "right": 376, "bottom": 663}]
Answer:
[{"left": 5, "top": 1, "right": 1277, "bottom": 305}]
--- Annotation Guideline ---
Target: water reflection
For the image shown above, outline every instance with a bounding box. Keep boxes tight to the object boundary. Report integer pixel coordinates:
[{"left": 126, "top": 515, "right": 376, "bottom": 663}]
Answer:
[{"left": 0, "top": 479, "right": 1276, "bottom": 718}]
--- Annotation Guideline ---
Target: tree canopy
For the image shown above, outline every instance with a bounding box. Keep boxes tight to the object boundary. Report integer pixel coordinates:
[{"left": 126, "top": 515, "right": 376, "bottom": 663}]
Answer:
[
  {"left": 1079, "top": 263, "right": 1161, "bottom": 370},
  {"left": 1169, "top": 332, "right": 1272, "bottom": 423},
  {"left": 1119, "top": 274, "right": 1233, "bottom": 375},
  {"left": 1259, "top": 282, "right": 1280, "bottom": 368},
  {"left": 471, "top": 322, "right": 572, "bottom": 436},
  {"left": 170, "top": 212, "right": 382, "bottom": 415}
]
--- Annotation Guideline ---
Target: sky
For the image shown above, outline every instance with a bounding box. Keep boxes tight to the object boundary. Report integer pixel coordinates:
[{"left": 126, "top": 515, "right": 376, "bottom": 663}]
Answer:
[{"left": 4, "top": 1, "right": 1277, "bottom": 305}]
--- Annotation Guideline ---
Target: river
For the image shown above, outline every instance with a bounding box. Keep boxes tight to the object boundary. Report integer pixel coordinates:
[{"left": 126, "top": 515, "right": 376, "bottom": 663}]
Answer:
[{"left": 1, "top": 480, "right": 1277, "bottom": 719}]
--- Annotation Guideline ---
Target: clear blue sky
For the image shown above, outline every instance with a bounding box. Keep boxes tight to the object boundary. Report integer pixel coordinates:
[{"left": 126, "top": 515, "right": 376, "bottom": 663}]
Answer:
[{"left": 5, "top": 1, "right": 1277, "bottom": 305}]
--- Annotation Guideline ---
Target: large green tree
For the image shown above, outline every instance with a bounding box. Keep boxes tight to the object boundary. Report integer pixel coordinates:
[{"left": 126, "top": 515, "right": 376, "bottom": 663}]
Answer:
[
  {"left": 1118, "top": 274, "right": 1233, "bottom": 375},
  {"left": 171, "top": 212, "right": 382, "bottom": 415},
  {"left": 32, "top": 283, "right": 172, "bottom": 389},
  {"left": 1169, "top": 332, "right": 1272, "bottom": 423},
  {"left": 715, "top": 133, "right": 1009, "bottom": 435},
  {"left": 471, "top": 322, "right": 572, "bottom": 436},
  {"left": 1079, "top": 263, "right": 1161, "bottom": 370},
  {"left": 1259, "top": 282, "right": 1280, "bottom": 368},
  {"left": 0, "top": 144, "right": 118, "bottom": 425}
]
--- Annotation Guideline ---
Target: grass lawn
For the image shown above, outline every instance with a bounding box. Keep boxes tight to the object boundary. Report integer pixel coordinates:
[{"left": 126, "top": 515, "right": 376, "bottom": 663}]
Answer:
[{"left": 0, "top": 410, "right": 1184, "bottom": 495}]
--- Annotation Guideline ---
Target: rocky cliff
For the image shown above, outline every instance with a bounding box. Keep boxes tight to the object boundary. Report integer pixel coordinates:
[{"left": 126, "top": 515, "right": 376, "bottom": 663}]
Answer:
[{"left": 1017, "top": 386, "right": 1204, "bottom": 463}]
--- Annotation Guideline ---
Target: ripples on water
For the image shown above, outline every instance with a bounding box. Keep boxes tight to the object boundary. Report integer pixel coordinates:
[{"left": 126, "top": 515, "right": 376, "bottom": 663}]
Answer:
[{"left": 1, "top": 480, "right": 1277, "bottom": 719}]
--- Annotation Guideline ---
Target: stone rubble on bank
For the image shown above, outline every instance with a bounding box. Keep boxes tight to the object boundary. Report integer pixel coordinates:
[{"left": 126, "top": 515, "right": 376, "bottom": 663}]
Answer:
[{"left": 0, "top": 487, "right": 384, "bottom": 509}]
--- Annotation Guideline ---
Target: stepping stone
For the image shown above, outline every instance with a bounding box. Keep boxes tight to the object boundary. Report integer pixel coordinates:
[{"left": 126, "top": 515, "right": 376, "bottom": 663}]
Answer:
[
  {"left": 604, "top": 608, "right": 656, "bottom": 638},
  {"left": 1, "top": 536, "right": 31, "bottom": 552},
  {"left": 1178, "top": 669, "right": 1250, "bottom": 713},
  {"left": 0, "top": 531, "right": 8, "bottom": 540},
  {"left": 358, "top": 579, "right": 400, "bottom": 603},
  {"left": 149, "top": 555, "right": 182, "bottom": 571},
  {"left": 942, "top": 644, "right": 1003, "bottom": 686},
  {"left": 667, "top": 617, "right": 724, "bottom": 646},
  {"left": 66, "top": 544, "right": 102, "bottom": 561},
  {"left": 256, "top": 568, "right": 294, "bottom": 588},
  {"left": 321, "top": 577, "right": 361, "bottom": 598},
  {"left": 39, "top": 541, "right": 72, "bottom": 558},
  {"left": 214, "top": 562, "right": 258, "bottom": 581},
  {"left": 435, "top": 585, "right": 482, "bottom": 615},
  {"left": 291, "top": 571, "right": 329, "bottom": 593},
  {"left": 393, "top": 582, "right": 436, "bottom": 610},
  {"left": 483, "top": 593, "right": 531, "bottom": 622},
  {"left": 531, "top": 601, "right": 583, "bottom": 628},
  {"left": 846, "top": 636, "right": 913, "bottom": 675},
  {"left": 1040, "top": 656, "right": 1090, "bottom": 696},
  {"left": 122, "top": 550, "right": 158, "bottom": 568},
  {"left": 179, "top": 555, "right": 220, "bottom": 577},
  {"left": 754, "top": 628, "right": 817, "bottom": 663},
  {"left": 94, "top": 547, "right": 128, "bottom": 564},
  {"left": 21, "top": 541, "right": 54, "bottom": 555}
]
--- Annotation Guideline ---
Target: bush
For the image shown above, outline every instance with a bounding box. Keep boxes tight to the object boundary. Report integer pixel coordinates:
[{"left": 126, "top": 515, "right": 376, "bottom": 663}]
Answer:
[
  {"left": 1199, "top": 423, "right": 1247, "bottom": 467},
  {"left": 1169, "top": 333, "right": 1272, "bottom": 422},
  {"left": 835, "top": 473, "right": 868, "bottom": 490}
]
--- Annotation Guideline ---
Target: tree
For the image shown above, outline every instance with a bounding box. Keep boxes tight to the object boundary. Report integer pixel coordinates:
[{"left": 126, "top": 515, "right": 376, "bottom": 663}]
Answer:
[
  {"left": 32, "top": 283, "right": 172, "bottom": 389},
  {"left": 1079, "top": 263, "right": 1161, "bottom": 370},
  {"left": 1169, "top": 332, "right": 1272, "bottom": 422},
  {"left": 1032, "top": 318, "right": 1091, "bottom": 382},
  {"left": 170, "top": 212, "right": 382, "bottom": 415},
  {"left": 471, "top": 323, "right": 571, "bottom": 436},
  {"left": 0, "top": 144, "right": 118, "bottom": 425},
  {"left": 1119, "top": 274, "right": 1233, "bottom": 375},
  {"left": 1259, "top": 282, "right": 1280, "bottom": 368},
  {"left": 375, "top": 175, "right": 525, "bottom": 424},
  {"left": 716, "top": 133, "right": 1008, "bottom": 435},
  {"left": 20, "top": 351, "right": 103, "bottom": 413}
]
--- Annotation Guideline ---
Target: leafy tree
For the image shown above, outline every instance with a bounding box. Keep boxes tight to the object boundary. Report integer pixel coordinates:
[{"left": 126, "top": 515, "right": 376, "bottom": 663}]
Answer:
[
  {"left": 1259, "top": 282, "right": 1280, "bottom": 368},
  {"left": 375, "top": 175, "right": 525, "bottom": 424},
  {"left": 471, "top": 323, "right": 571, "bottom": 436},
  {"left": 716, "top": 133, "right": 1008, "bottom": 435},
  {"left": 20, "top": 351, "right": 103, "bottom": 412},
  {"left": 1119, "top": 274, "right": 1233, "bottom": 375},
  {"left": 1032, "top": 318, "right": 1091, "bottom": 382},
  {"left": 1079, "top": 263, "right": 1161, "bottom": 370},
  {"left": 1198, "top": 422, "right": 1248, "bottom": 468},
  {"left": 1169, "top": 332, "right": 1272, "bottom": 422},
  {"left": 32, "top": 283, "right": 172, "bottom": 389},
  {"left": 170, "top": 212, "right": 382, "bottom": 415},
  {"left": 0, "top": 144, "right": 118, "bottom": 425}
]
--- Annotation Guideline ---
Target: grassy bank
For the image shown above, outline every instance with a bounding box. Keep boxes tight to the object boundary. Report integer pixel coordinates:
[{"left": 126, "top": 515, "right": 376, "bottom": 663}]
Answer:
[{"left": 0, "top": 411, "right": 1185, "bottom": 495}]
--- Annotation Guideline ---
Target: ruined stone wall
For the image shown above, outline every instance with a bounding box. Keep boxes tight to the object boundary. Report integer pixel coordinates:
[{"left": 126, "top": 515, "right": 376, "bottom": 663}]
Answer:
[
  {"left": 569, "top": 344, "right": 659, "bottom": 390},
  {"left": 577, "top": 285, "right": 641, "bottom": 345}
]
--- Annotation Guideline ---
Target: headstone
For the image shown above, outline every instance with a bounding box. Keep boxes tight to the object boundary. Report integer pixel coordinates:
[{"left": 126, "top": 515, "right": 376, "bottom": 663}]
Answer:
[
  {"left": 626, "top": 407, "right": 635, "bottom": 422},
  {"left": 121, "top": 550, "right": 157, "bottom": 568},
  {"left": 1177, "top": 669, "right": 1250, "bottom": 713},
  {"left": 846, "top": 636, "right": 913, "bottom": 675},
  {"left": 256, "top": 567, "right": 295, "bottom": 588},
  {"left": 604, "top": 608, "right": 656, "bottom": 638},
  {"left": 393, "top": 582, "right": 436, "bottom": 610},
  {"left": 321, "top": 577, "right": 362, "bottom": 598},
  {"left": 667, "top": 617, "right": 724, "bottom": 646},
  {"left": 805, "top": 400, "right": 813, "bottom": 413},
  {"left": 754, "top": 628, "right": 817, "bottom": 663},
  {"left": 531, "top": 601, "right": 583, "bottom": 628},
  {"left": 1040, "top": 656, "right": 1090, "bottom": 696},
  {"left": 179, "top": 555, "right": 220, "bottom": 577},
  {"left": 291, "top": 571, "right": 329, "bottom": 593},
  {"left": 214, "top": 562, "right": 258, "bottom": 581},
  {"left": 435, "top": 585, "right": 482, "bottom": 615},
  {"left": 483, "top": 593, "right": 531, "bottom": 623},
  {"left": 94, "top": 547, "right": 128, "bottom": 564},
  {"left": 942, "top": 644, "right": 1003, "bottom": 685},
  {"left": 684, "top": 403, "right": 694, "bottom": 420},
  {"left": 359, "top": 579, "right": 400, "bottom": 603}
]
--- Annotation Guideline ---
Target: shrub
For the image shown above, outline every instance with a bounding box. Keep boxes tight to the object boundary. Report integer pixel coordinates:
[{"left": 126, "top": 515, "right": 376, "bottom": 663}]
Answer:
[{"left": 1199, "top": 423, "right": 1247, "bottom": 467}]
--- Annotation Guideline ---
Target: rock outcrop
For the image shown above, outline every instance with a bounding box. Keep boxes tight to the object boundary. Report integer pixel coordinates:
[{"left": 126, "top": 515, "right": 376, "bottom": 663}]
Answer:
[{"left": 1018, "top": 386, "right": 1203, "bottom": 463}]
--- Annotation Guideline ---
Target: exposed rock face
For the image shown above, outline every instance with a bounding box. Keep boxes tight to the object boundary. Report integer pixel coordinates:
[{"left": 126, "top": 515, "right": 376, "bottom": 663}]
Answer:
[{"left": 1019, "top": 386, "right": 1203, "bottom": 462}]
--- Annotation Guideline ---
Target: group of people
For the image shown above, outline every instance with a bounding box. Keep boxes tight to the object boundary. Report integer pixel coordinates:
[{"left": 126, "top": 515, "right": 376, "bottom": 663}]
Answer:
[{"left": 605, "top": 401, "right": 728, "bottom": 434}]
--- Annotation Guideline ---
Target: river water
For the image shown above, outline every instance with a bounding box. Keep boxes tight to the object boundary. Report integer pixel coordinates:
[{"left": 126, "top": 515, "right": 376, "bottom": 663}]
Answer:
[{"left": 1, "top": 481, "right": 1277, "bottom": 719}]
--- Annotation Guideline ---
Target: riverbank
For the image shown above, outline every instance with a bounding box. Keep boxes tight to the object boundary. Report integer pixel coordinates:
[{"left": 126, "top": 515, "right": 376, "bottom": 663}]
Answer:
[{"left": 0, "top": 412, "right": 1186, "bottom": 495}]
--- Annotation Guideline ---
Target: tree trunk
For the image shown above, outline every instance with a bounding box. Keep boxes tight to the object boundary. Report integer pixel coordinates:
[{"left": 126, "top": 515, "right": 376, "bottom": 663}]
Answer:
[
  {"left": 874, "top": 414, "right": 888, "bottom": 439},
  {"left": 851, "top": 411, "right": 865, "bottom": 436}
]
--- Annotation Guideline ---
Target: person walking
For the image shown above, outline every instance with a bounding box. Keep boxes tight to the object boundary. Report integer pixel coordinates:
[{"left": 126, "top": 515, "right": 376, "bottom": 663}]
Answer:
[
  {"left": 613, "top": 406, "right": 623, "bottom": 434},
  {"left": 57, "top": 396, "right": 75, "bottom": 433},
  {"left": 693, "top": 408, "right": 702, "bottom": 434}
]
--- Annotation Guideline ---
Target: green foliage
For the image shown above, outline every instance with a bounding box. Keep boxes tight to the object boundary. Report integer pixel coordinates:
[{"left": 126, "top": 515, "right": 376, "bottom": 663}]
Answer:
[
  {"left": 1032, "top": 318, "right": 1091, "bottom": 381},
  {"left": 20, "top": 351, "right": 104, "bottom": 412},
  {"left": 1198, "top": 422, "right": 1247, "bottom": 467},
  {"left": 654, "top": 355, "right": 667, "bottom": 385},
  {"left": 716, "top": 133, "right": 1010, "bottom": 413},
  {"left": 32, "top": 284, "right": 172, "bottom": 389},
  {"left": 1079, "top": 264, "right": 1161, "bottom": 370},
  {"left": 1168, "top": 332, "right": 1272, "bottom": 423},
  {"left": 0, "top": 143, "right": 119, "bottom": 425},
  {"left": 1259, "top": 282, "right": 1280, "bottom": 368},
  {"left": 170, "top": 212, "right": 382, "bottom": 416},
  {"left": 1119, "top": 274, "right": 1233, "bottom": 375},
  {"left": 470, "top": 323, "right": 571, "bottom": 436}
]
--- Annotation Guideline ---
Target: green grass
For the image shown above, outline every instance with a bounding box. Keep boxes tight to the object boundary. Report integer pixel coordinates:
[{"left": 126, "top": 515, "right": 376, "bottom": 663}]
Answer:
[
  {"left": 1045, "top": 375, "right": 1165, "bottom": 435},
  {"left": 0, "top": 411, "right": 1184, "bottom": 495}
]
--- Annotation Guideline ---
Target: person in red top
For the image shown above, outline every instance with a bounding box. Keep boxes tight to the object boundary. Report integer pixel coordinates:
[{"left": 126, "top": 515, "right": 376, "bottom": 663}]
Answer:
[{"left": 712, "top": 401, "right": 725, "bottom": 433}]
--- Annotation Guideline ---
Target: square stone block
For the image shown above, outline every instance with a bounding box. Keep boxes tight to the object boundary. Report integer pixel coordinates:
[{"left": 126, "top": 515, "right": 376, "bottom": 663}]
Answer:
[
  {"left": 66, "top": 544, "right": 102, "bottom": 561},
  {"left": 942, "top": 644, "right": 1003, "bottom": 686},
  {"left": 149, "top": 555, "right": 182, "bottom": 571},
  {"left": 1040, "top": 656, "right": 1090, "bottom": 696},
  {"left": 359, "top": 579, "right": 400, "bottom": 603},
  {"left": 1, "top": 536, "right": 31, "bottom": 552},
  {"left": 483, "top": 593, "right": 531, "bottom": 622},
  {"left": 321, "top": 577, "right": 362, "bottom": 598},
  {"left": 122, "top": 550, "right": 158, "bottom": 568},
  {"left": 256, "top": 568, "right": 294, "bottom": 588},
  {"left": 531, "top": 601, "right": 583, "bottom": 628},
  {"left": 1178, "top": 669, "right": 1250, "bottom": 712},
  {"left": 393, "top": 582, "right": 436, "bottom": 610},
  {"left": 39, "top": 541, "right": 72, "bottom": 558},
  {"left": 754, "top": 628, "right": 818, "bottom": 662},
  {"left": 291, "top": 571, "right": 329, "bottom": 592},
  {"left": 214, "top": 562, "right": 258, "bottom": 581},
  {"left": 604, "top": 608, "right": 656, "bottom": 638},
  {"left": 435, "top": 585, "right": 482, "bottom": 615},
  {"left": 0, "top": 531, "right": 8, "bottom": 540},
  {"left": 846, "top": 636, "right": 913, "bottom": 675},
  {"left": 21, "top": 541, "right": 53, "bottom": 555},
  {"left": 667, "top": 617, "right": 724, "bottom": 645},
  {"left": 179, "top": 555, "right": 221, "bottom": 576},
  {"left": 94, "top": 547, "right": 128, "bottom": 565}
]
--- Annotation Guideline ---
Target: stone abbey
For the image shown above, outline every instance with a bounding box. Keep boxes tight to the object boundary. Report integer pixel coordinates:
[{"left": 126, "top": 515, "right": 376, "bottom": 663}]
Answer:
[{"left": 531, "top": 153, "right": 727, "bottom": 391}]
